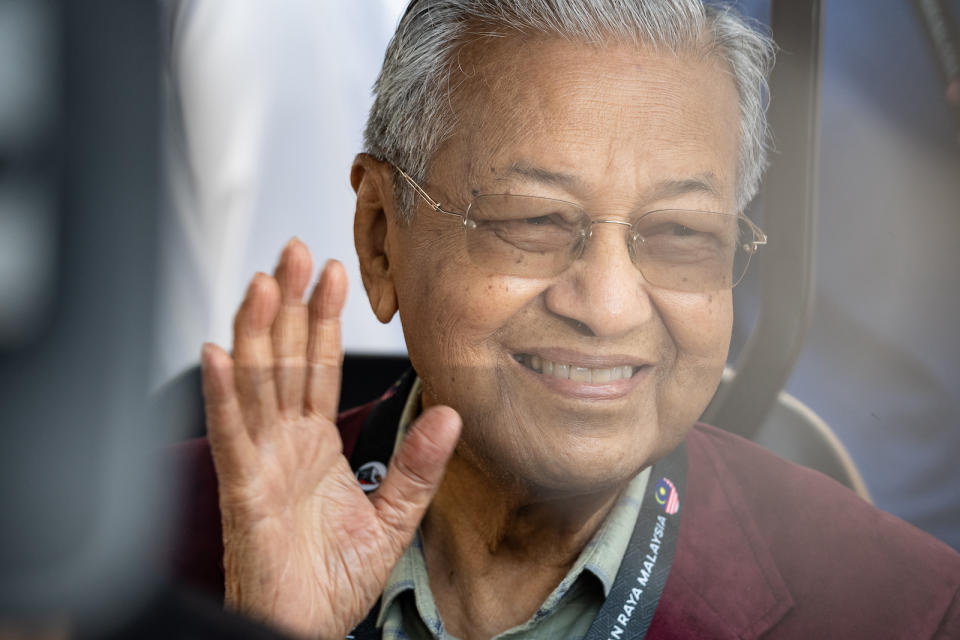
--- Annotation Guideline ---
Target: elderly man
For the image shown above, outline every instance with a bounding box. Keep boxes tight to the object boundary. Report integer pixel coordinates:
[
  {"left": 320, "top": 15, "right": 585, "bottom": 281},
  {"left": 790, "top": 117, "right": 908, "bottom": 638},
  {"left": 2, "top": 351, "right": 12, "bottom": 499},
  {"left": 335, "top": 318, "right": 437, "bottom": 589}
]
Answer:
[{"left": 190, "top": 1, "right": 960, "bottom": 638}]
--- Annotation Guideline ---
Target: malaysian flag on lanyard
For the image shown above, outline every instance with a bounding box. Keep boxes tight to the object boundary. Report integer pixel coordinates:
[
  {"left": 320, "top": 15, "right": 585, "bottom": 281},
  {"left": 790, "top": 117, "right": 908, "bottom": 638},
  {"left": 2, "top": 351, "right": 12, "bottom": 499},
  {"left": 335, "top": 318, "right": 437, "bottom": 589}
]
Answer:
[{"left": 655, "top": 477, "right": 680, "bottom": 515}]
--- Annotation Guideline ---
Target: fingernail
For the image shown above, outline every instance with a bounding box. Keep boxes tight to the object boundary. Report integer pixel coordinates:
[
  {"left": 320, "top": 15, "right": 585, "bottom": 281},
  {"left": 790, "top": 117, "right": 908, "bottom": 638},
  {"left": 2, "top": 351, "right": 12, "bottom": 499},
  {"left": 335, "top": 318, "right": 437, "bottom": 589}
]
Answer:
[
  {"left": 246, "top": 272, "right": 267, "bottom": 295},
  {"left": 201, "top": 343, "right": 221, "bottom": 375},
  {"left": 276, "top": 237, "right": 297, "bottom": 266},
  {"left": 200, "top": 344, "right": 226, "bottom": 397}
]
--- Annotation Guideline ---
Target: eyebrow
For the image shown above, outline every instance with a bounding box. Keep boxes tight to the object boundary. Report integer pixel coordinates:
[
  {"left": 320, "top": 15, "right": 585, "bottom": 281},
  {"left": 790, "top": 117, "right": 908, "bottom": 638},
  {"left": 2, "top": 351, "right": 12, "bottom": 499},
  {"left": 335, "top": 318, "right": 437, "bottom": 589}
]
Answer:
[
  {"left": 499, "top": 162, "right": 723, "bottom": 203},
  {"left": 645, "top": 174, "right": 724, "bottom": 203},
  {"left": 501, "top": 162, "right": 584, "bottom": 189}
]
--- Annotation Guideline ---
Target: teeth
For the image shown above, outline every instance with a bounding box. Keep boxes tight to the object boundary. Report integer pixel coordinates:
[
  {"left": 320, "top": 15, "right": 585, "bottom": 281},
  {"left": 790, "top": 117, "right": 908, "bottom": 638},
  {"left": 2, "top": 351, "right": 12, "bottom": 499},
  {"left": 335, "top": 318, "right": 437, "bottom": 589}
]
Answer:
[
  {"left": 570, "top": 366, "right": 591, "bottom": 382},
  {"left": 592, "top": 368, "right": 611, "bottom": 383},
  {"left": 517, "top": 355, "right": 637, "bottom": 383}
]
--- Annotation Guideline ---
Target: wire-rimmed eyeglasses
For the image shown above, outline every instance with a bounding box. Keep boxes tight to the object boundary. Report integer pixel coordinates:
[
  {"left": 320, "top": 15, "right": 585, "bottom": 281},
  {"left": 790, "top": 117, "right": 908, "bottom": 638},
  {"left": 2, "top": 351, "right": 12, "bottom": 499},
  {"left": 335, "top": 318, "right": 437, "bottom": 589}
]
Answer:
[{"left": 395, "top": 166, "right": 767, "bottom": 293}]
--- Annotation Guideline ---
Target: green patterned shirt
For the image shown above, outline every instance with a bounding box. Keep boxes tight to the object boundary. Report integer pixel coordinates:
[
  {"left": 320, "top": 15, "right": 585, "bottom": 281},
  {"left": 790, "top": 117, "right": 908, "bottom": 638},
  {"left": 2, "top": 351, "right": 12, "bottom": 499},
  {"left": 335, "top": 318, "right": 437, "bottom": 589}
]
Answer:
[{"left": 376, "top": 379, "right": 650, "bottom": 640}]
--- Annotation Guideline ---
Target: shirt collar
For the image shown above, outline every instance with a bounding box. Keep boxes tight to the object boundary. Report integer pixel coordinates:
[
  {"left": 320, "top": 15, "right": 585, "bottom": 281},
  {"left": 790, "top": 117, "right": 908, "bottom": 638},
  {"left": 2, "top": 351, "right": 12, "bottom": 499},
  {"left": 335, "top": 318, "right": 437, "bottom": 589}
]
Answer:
[
  {"left": 393, "top": 376, "right": 422, "bottom": 452},
  {"left": 573, "top": 466, "right": 650, "bottom": 597}
]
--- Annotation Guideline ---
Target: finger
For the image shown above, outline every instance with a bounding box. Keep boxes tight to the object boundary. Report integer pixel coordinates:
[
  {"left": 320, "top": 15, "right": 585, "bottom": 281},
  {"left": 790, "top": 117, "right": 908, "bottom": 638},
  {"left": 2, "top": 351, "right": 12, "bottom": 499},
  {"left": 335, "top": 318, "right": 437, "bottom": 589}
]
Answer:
[
  {"left": 271, "top": 238, "right": 313, "bottom": 416},
  {"left": 372, "top": 406, "right": 462, "bottom": 548},
  {"left": 201, "top": 343, "right": 257, "bottom": 479},
  {"left": 233, "top": 273, "right": 282, "bottom": 443},
  {"left": 304, "top": 259, "right": 348, "bottom": 422}
]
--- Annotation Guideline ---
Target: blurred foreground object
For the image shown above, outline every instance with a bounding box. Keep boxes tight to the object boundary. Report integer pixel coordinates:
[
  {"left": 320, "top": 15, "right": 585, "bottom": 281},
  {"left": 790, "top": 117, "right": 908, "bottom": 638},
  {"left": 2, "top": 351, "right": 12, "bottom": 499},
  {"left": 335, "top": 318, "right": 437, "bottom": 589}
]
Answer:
[
  {"left": 0, "top": 0, "right": 163, "bottom": 633},
  {"left": 0, "top": 5, "right": 300, "bottom": 634}
]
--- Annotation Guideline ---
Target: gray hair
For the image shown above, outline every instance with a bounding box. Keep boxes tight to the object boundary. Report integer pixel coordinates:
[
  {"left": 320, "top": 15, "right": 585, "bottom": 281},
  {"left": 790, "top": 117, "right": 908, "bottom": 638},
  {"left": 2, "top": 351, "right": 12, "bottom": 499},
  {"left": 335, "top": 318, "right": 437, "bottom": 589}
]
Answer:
[{"left": 363, "top": 0, "right": 775, "bottom": 219}]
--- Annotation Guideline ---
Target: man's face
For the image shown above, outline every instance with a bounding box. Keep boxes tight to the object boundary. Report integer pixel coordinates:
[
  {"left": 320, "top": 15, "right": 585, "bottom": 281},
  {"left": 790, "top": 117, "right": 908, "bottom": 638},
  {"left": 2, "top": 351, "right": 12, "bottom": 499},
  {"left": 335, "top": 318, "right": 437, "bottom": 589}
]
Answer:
[{"left": 383, "top": 37, "right": 740, "bottom": 495}]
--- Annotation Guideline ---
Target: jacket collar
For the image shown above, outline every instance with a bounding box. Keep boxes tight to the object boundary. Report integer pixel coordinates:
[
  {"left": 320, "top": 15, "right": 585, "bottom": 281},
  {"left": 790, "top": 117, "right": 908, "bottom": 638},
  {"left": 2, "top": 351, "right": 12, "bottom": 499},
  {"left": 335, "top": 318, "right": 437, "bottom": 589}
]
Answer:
[{"left": 651, "top": 425, "right": 795, "bottom": 639}]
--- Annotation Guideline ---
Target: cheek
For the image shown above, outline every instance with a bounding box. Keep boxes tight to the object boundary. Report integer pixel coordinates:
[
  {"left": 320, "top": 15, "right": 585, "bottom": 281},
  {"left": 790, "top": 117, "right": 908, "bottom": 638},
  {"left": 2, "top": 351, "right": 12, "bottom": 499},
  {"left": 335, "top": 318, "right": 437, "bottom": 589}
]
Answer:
[
  {"left": 658, "top": 290, "right": 733, "bottom": 362},
  {"left": 607, "top": 290, "right": 731, "bottom": 467},
  {"left": 398, "top": 257, "right": 546, "bottom": 366},
  {"left": 653, "top": 289, "right": 732, "bottom": 421}
]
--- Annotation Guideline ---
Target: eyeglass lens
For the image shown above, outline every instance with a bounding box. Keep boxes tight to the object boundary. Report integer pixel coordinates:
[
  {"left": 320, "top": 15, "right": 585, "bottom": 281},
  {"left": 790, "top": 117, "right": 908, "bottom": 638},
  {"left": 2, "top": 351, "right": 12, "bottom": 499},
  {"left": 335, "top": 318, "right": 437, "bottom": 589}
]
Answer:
[{"left": 462, "top": 194, "right": 755, "bottom": 292}]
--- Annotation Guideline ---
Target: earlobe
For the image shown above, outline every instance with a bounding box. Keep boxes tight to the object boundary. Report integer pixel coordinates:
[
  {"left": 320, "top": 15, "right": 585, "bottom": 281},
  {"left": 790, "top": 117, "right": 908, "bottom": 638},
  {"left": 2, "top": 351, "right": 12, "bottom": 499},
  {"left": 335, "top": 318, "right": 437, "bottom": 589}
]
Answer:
[{"left": 352, "top": 154, "right": 400, "bottom": 324}]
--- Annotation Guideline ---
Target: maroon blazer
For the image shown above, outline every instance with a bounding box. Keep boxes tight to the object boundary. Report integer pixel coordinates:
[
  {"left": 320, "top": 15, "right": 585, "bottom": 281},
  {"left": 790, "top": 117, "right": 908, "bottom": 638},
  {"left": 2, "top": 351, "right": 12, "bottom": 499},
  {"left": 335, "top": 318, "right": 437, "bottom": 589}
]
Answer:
[{"left": 170, "top": 386, "right": 960, "bottom": 639}]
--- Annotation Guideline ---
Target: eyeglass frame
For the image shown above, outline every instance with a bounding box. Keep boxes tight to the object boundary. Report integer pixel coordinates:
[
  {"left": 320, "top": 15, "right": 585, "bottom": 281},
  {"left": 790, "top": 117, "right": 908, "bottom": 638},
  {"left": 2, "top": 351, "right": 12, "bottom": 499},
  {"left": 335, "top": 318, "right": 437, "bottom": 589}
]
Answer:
[{"left": 393, "top": 166, "right": 768, "bottom": 288}]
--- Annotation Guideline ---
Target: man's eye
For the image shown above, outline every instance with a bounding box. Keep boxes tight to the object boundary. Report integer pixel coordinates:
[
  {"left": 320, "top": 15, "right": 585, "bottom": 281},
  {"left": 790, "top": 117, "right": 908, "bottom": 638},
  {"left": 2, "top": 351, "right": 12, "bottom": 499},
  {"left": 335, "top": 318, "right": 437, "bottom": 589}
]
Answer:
[
  {"left": 671, "top": 224, "right": 699, "bottom": 237},
  {"left": 523, "top": 214, "right": 562, "bottom": 226},
  {"left": 642, "top": 222, "right": 709, "bottom": 239}
]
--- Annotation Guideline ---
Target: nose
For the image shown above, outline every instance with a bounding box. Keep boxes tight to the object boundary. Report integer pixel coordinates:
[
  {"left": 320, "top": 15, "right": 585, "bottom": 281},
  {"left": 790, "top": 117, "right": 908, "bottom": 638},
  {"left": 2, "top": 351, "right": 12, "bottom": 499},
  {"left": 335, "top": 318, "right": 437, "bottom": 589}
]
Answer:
[{"left": 543, "top": 221, "right": 654, "bottom": 337}]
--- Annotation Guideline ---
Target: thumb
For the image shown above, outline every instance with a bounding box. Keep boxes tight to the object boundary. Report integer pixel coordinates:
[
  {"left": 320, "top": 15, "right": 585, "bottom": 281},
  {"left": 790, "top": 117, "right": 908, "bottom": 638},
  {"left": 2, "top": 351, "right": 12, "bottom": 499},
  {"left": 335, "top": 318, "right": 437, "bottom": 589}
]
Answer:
[{"left": 372, "top": 405, "right": 462, "bottom": 547}]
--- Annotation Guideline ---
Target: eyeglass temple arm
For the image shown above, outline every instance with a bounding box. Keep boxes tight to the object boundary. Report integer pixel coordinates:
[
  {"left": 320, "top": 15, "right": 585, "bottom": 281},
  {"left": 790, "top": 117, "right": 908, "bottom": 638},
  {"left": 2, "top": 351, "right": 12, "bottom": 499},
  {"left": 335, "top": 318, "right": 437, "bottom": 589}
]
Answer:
[
  {"left": 743, "top": 216, "right": 768, "bottom": 248},
  {"left": 395, "top": 167, "right": 464, "bottom": 219}
]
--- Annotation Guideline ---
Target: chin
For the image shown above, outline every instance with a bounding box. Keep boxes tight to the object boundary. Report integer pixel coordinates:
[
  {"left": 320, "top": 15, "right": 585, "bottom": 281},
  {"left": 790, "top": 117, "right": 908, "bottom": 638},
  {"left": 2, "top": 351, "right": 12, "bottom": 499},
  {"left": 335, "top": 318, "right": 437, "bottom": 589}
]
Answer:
[
  {"left": 423, "top": 361, "right": 696, "bottom": 495},
  {"left": 522, "top": 456, "right": 648, "bottom": 500},
  {"left": 464, "top": 420, "right": 665, "bottom": 498}
]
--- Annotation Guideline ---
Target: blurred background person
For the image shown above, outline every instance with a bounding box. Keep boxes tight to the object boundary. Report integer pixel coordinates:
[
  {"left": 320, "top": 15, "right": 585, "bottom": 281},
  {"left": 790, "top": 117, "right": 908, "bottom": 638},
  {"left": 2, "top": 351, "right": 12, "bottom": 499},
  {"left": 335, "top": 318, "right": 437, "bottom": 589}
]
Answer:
[{"left": 157, "top": 0, "right": 410, "bottom": 390}]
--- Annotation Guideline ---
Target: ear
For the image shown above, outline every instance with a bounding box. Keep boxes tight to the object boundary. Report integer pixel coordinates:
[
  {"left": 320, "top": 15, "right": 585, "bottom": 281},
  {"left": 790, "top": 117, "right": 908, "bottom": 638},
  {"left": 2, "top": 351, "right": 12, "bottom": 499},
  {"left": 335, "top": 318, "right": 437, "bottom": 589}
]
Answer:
[{"left": 352, "top": 154, "right": 400, "bottom": 324}]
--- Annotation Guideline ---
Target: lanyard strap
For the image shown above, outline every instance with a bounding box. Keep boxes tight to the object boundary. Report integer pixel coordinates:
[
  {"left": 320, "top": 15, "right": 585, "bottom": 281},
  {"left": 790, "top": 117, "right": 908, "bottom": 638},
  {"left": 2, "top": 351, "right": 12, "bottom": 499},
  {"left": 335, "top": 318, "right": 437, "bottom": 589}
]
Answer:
[{"left": 581, "top": 441, "right": 687, "bottom": 640}]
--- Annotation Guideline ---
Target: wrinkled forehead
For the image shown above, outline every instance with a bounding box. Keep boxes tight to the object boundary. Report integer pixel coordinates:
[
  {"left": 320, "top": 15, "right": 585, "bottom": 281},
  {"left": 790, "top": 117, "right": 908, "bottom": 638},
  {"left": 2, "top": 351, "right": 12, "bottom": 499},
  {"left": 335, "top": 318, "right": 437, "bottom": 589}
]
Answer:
[{"left": 432, "top": 33, "right": 740, "bottom": 206}]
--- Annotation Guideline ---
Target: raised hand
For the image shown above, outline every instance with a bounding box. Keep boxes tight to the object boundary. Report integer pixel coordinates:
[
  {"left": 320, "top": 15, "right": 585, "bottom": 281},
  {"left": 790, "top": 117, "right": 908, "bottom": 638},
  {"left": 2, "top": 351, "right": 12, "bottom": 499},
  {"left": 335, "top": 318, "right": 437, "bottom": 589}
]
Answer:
[{"left": 200, "top": 239, "right": 461, "bottom": 639}]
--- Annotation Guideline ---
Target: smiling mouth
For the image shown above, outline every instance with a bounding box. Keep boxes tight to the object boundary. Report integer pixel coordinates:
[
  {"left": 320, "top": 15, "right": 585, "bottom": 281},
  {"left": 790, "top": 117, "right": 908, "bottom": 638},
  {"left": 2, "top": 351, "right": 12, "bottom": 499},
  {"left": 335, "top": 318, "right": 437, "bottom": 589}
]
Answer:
[{"left": 512, "top": 353, "right": 644, "bottom": 383}]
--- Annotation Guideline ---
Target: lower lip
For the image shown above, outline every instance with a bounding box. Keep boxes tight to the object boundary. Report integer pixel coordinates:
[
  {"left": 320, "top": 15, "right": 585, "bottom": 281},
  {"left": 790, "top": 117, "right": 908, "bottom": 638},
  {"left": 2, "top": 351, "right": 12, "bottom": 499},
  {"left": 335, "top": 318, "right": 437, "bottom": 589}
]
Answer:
[{"left": 511, "top": 357, "right": 651, "bottom": 401}]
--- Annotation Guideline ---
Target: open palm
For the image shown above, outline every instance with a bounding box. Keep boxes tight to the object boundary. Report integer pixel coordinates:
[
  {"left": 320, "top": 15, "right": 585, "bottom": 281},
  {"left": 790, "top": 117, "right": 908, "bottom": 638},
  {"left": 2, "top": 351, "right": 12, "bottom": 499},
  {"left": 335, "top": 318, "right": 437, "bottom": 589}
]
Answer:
[{"left": 201, "top": 239, "right": 461, "bottom": 639}]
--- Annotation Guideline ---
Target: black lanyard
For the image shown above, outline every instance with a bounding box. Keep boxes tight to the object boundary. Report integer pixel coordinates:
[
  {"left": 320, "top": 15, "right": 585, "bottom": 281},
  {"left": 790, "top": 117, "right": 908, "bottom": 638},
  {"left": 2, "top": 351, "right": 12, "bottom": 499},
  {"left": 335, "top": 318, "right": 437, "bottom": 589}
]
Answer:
[
  {"left": 348, "top": 372, "right": 686, "bottom": 640},
  {"left": 580, "top": 441, "right": 686, "bottom": 640}
]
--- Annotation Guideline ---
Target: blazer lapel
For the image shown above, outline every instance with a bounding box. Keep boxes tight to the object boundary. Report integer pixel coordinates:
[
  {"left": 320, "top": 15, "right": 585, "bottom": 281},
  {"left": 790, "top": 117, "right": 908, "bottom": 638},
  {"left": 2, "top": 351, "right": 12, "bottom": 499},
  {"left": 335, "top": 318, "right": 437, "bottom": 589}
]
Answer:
[{"left": 649, "top": 427, "right": 795, "bottom": 639}]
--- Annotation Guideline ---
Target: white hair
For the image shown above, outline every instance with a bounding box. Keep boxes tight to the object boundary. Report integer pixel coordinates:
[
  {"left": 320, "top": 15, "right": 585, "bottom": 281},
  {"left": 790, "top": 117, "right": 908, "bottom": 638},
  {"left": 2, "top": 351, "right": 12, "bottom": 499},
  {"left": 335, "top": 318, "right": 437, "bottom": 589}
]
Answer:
[{"left": 364, "top": 0, "right": 775, "bottom": 219}]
